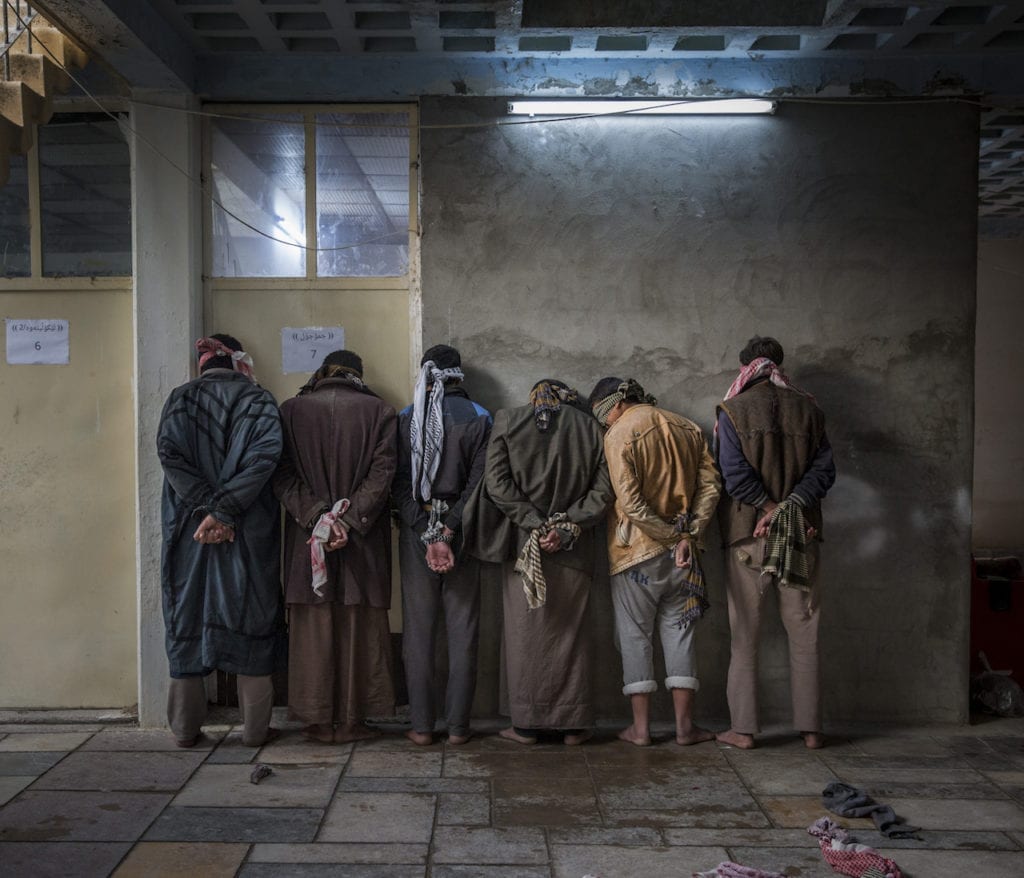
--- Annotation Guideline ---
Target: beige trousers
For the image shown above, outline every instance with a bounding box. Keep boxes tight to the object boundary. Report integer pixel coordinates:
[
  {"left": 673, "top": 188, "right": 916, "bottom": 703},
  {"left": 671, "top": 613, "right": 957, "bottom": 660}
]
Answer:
[
  {"left": 167, "top": 674, "right": 274, "bottom": 747},
  {"left": 724, "top": 536, "right": 821, "bottom": 735}
]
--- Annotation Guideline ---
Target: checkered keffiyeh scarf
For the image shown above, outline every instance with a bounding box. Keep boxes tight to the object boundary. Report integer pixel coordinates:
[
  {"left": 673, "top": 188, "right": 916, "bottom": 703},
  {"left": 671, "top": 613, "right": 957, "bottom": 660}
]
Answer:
[
  {"left": 808, "top": 818, "right": 904, "bottom": 878},
  {"left": 410, "top": 359, "right": 464, "bottom": 502},
  {"left": 308, "top": 498, "right": 350, "bottom": 597},
  {"left": 678, "top": 541, "right": 710, "bottom": 624},
  {"left": 591, "top": 379, "right": 658, "bottom": 427},
  {"left": 196, "top": 337, "right": 255, "bottom": 382},
  {"left": 515, "top": 513, "right": 582, "bottom": 610},
  {"left": 761, "top": 499, "right": 810, "bottom": 590},
  {"left": 529, "top": 381, "right": 581, "bottom": 432}
]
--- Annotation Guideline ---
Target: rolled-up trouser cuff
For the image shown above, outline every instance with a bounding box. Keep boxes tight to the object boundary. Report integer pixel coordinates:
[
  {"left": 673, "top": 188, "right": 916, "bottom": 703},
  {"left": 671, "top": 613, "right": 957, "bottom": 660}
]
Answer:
[
  {"left": 665, "top": 675, "right": 699, "bottom": 692},
  {"left": 623, "top": 680, "right": 658, "bottom": 696}
]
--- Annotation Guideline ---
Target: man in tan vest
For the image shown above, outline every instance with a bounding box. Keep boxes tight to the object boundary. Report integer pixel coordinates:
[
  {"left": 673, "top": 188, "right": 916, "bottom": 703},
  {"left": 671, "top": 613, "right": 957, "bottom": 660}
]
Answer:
[{"left": 715, "top": 336, "right": 836, "bottom": 750}]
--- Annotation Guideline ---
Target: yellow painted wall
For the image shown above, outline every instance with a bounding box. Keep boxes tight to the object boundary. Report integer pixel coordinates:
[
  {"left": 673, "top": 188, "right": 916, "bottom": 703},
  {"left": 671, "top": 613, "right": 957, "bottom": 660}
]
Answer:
[{"left": 0, "top": 285, "right": 137, "bottom": 707}]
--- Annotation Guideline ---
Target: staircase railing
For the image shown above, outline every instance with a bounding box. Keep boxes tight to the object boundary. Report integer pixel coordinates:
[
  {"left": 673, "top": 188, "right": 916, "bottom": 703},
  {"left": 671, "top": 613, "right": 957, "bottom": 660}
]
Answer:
[{"left": 2, "top": 1, "right": 39, "bottom": 81}]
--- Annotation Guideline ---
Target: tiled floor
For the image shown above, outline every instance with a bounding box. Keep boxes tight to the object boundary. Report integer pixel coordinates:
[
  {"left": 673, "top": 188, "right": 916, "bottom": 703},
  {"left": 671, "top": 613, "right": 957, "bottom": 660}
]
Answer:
[{"left": 1, "top": 715, "right": 1023, "bottom": 877}]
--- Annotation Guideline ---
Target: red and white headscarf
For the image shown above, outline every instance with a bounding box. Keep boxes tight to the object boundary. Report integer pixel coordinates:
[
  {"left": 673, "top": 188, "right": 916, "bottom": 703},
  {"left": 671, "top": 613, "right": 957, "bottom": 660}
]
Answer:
[
  {"left": 196, "top": 337, "right": 256, "bottom": 382},
  {"left": 722, "top": 356, "right": 814, "bottom": 404}
]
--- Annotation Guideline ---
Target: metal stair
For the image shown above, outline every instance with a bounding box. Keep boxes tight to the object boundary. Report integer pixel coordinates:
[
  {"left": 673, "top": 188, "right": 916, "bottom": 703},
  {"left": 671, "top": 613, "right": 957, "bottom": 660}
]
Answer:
[{"left": 0, "top": 1, "right": 88, "bottom": 185}]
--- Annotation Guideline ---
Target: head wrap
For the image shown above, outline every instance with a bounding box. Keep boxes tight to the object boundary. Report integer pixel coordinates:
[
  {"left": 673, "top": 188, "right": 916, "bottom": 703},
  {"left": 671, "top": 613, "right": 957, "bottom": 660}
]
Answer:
[
  {"left": 591, "top": 379, "right": 657, "bottom": 427},
  {"left": 410, "top": 358, "right": 465, "bottom": 502},
  {"left": 298, "top": 363, "right": 364, "bottom": 396},
  {"left": 195, "top": 336, "right": 255, "bottom": 382},
  {"left": 529, "top": 379, "right": 581, "bottom": 432}
]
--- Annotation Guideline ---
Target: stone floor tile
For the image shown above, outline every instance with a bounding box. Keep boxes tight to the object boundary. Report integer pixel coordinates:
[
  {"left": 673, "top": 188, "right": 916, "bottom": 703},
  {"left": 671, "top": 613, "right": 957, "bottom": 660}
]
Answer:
[
  {"left": 886, "top": 796, "right": 1024, "bottom": 831},
  {"left": 662, "top": 827, "right": 815, "bottom": 846},
  {"left": 0, "top": 776, "right": 34, "bottom": 806},
  {"left": 338, "top": 776, "right": 487, "bottom": 794},
  {"left": 320, "top": 792, "right": 435, "bottom": 843},
  {"left": 861, "top": 779, "right": 1010, "bottom": 799},
  {"left": 254, "top": 734, "right": 354, "bottom": 764},
  {"left": 144, "top": 806, "right": 322, "bottom": 842},
  {"left": 81, "top": 728, "right": 222, "bottom": 752},
  {"left": 0, "top": 841, "right": 131, "bottom": 877},
  {"left": 432, "top": 867, "right": 551, "bottom": 878},
  {"left": 439, "top": 732, "right": 578, "bottom": 753},
  {"left": 432, "top": 826, "right": 548, "bottom": 864},
  {"left": 550, "top": 843, "right": 727, "bottom": 878},
  {"left": 546, "top": 826, "right": 664, "bottom": 845},
  {"left": 0, "top": 724, "right": 105, "bottom": 734},
  {"left": 849, "top": 735, "right": 965, "bottom": 758},
  {"left": 887, "top": 849, "right": 1024, "bottom": 877},
  {"left": 592, "top": 765, "right": 758, "bottom": 812},
  {"left": 444, "top": 750, "right": 590, "bottom": 779},
  {"left": 583, "top": 738, "right": 727, "bottom": 767},
  {"left": 346, "top": 749, "right": 442, "bottom": 778},
  {"left": 850, "top": 829, "right": 1022, "bottom": 851},
  {"left": 0, "top": 732, "right": 94, "bottom": 752},
  {"left": 0, "top": 791, "right": 172, "bottom": 841},
  {"left": 729, "top": 845, "right": 836, "bottom": 877},
  {"left": 112, "top": 841, "right": 249, "bottom": 877},
  {"left": 984, "top": 769, "right": 1024, "bottom": 785},
  {"left": 0, "top": 751, "right": 66, "bottom": 776},
  {"left": 492, "top": 777, "right": 601, "bottom": 827},
  {"left": 205, "top": 732, "right": 260, "bottom": 764},
  {"left": 1008, "top": 830, "right": 1024, "bottom": 847},
  {"left": 249, "top": 842, "right": 428, "bottom": 863},
  {"left": 240, "top": 864, "right": 424, "bottom": 877},
  {"left": 724, "top": 754, "right": 837, "bottom": 795},
  {"left": 438, "top": 792, "right": 491, "bottom": 825},
  {"left": 33, "top": 750, "right": 206, "bottom": 792},
  {"left": 827, "top": 765, "right": 989, "bottom": 785},
  {"left": 757, "top": 795, "right": 875, "bottom": 830},
  {"left": 603, "top": 808, "right": 771, "bottom": 829},
  {"left": 172, "top": 763, "right": 342, "bottom": 808},
  {"left": 346, "top": 735, "right": 430, "bottom": 751}
]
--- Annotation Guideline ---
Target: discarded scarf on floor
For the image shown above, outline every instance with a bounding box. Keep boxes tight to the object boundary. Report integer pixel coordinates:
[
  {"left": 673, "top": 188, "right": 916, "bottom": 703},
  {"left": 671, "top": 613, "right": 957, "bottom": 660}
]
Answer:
[
  {"left": 196, "top": 336, "right": 255, "bottom": 382},
  {"left": 529, "top": 380, "right": 581, "bottom": 432},
  {"left": 808, "top": 817, "right": 904, "bottom": 878},
  {"left": 693, "top": 863, "right": 786, "bottom": 878},
  {"left": 297, "top": 362, "right": 364, "bottom": 396},
  {"left": 591, "top": 378, "right": 658, "bottom": 427},
  {"left": 514, "top": 512, "right": 581, "bottom": 609},
  {"left": 822, "top": 781, "right": 921, "bottom": 839},
  {"left": 410, "top": 359, "right": 464, "bottom": 501},
  {"left": 762, "top": 499, "right": 810, "bottom": 590},
  {"left": 308, "top": 498, "right": 350, "bottom": 597}
]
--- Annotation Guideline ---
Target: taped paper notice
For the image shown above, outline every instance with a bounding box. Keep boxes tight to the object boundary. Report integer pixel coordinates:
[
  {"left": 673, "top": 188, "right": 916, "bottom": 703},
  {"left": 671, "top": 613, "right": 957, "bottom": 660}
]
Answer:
[
  {"left": 281, "top": 326, "right": 345, "bottom": 374},
  {"left": 6, "top": 319, "right": 70, "bottom": 365}
]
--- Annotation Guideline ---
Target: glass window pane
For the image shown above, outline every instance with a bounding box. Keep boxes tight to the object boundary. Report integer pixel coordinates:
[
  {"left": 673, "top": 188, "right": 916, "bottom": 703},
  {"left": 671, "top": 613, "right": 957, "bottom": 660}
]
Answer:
[
  {"left": 211, "top": 114, "right": 306, "bottom": 278},
  {"left": 0, "top": 154, "right": 31, "bottom": 277},
  {"left": 316, "top": 112, "right": 409, "bottom": 277},
  {"left": 39, "top": 114, "right": 132, "bottom": 277}
]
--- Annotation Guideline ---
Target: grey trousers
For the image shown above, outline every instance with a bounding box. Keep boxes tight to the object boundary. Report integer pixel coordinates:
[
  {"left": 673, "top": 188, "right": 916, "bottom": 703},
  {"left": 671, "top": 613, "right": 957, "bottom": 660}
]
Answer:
[
  {"left": 399, "top": 525, "right": 481, "bottom": 737},
  {"left": 167, "top": 674, "right": 274, "bottom": 747},
  {"left": 610, "top": 550, "right": 700, "bottom": 696},
  {"left": 724, "top": 536, "right": 821, "bottom": 735}
]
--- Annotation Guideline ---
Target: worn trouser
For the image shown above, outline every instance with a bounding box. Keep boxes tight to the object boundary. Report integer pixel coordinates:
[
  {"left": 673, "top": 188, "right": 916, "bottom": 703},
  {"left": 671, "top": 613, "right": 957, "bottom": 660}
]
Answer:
[
  {"left": 167, "top": 674, "right": 273, "bottom": 747},
  {"left": 611, "top": 550, "right": 700, "bottom": 696},
  {"left": 724, "top": 536, "right": 821, "bottom": 735},
  {"left": 400, "top": 525, "right": 481, "bottom": 737}
]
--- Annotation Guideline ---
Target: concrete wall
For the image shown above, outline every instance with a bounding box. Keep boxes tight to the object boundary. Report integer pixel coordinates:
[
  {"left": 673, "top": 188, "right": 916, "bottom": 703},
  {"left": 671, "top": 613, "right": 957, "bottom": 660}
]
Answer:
[
  {"left": 421, "top": 98, "right": 978, "bottom": 725},
  {"left": 0, "top": 284, "right": 136, "bottom": 707},
  {"left": 974, "top": 237, "right": 1024, "bottom": 551}
]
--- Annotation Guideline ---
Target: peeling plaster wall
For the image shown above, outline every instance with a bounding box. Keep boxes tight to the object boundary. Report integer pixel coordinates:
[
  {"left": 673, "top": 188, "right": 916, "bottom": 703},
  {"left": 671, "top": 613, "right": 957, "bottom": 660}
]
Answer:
[
  {"left": 974, "top": 238, "right": 1024, "bottom": 551},
  {"left": 421, "top": 98, "right": 978, "bottom": 725}
]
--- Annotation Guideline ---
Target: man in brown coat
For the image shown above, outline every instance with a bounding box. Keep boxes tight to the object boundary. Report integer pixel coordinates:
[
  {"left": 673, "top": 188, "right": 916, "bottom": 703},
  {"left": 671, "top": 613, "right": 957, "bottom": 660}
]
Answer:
[{"left": 273, "top": 350, "right": 398, "bottom": 744}]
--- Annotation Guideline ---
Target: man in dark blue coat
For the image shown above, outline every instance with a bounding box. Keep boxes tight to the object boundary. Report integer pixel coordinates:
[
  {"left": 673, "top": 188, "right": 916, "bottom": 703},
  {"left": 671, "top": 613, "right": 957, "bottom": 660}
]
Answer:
[{"left": 157, "top": 334, "right": 286, "bottom": 747}]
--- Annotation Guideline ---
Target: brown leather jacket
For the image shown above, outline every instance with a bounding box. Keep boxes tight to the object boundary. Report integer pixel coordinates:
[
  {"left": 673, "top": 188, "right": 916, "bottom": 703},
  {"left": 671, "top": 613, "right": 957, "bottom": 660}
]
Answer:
[{"left": 603, "top": 404, "right": 721, "bottom": 576}]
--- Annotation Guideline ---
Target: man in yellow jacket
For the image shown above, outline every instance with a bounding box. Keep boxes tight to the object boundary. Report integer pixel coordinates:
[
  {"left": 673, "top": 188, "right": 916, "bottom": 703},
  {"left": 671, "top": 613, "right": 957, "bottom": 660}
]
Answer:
[{"left": 589, "top": 378, "right": 721, "bottom": 746}]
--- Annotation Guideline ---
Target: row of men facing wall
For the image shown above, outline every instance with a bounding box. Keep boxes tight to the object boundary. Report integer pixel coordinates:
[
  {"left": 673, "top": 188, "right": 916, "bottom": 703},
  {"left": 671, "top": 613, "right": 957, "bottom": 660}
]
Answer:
[{"left": 156, "top": 335, "right": 835, "bottom": 751}]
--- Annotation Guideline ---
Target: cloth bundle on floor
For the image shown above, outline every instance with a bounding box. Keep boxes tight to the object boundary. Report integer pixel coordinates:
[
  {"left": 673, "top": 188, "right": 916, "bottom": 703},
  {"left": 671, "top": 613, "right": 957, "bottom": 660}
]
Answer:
[
  {"left": 693, "top": 862, "right": 786, "bottom": 878},
  {"left": 808, "top": 817, "right": 904, "bottom": 878},
  {"left": 822, "top": 781, "right": 920, "bottom": 839}
]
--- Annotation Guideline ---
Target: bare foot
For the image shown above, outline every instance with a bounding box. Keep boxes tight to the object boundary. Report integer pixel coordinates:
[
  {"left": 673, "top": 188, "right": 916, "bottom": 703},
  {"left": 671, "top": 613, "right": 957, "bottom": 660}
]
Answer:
[
  {"left": 802, "top": 731, "right": 826, "bottom": 750},
  {"left": 676, "top": 726, "right": 716, "bottom": 746},
  {"left": 499, "top": 727, "right": 537, "bottom": 745},
  {"left": 564, "top": 730, "right": 593, "bottom": 746},
  {"left": 174, "top": 733, "right": 201, "bottom": 749},
  {"left": 301, "top": 724, "right": 334, "bottom": 745},
  {"left": 716, "top": 729, "right": 755, "bottom": 749},
  {"left": 447, "top": 733, "right": 472, "bottom": 745},
  {"left": 334, "top": 723, "right": 379, "bottom": 744},
  {"left": 405, "top": 729, "right": 434, "bottom": 746},
  {"left": 617, "top": 725, "right": 651, "bottom": 746}
]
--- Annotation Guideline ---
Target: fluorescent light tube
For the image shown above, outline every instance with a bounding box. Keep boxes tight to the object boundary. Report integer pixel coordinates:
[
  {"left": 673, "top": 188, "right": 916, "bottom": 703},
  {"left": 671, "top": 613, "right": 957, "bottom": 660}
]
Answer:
[{"left": 507, "top": 99, "right": 776, "bottom": 116}]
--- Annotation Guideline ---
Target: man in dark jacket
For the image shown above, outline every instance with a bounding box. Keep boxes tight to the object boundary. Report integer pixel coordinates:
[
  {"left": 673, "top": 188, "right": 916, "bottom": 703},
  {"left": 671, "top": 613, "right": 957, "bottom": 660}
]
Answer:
[
  {"left": 393, "top": 344, "right": 491, "bottom": 745},
  {"left": 715, "top": 336, "right": 836, "bottom": 750},
  {"left": 157, "top": 334, "right": 285, "bottom": 748},
  {"left": 273, "top": 350, "right": 398, "bottom": 744},
  {"left": 468, "top": 379, "right": 612, "bottom": 745}
]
